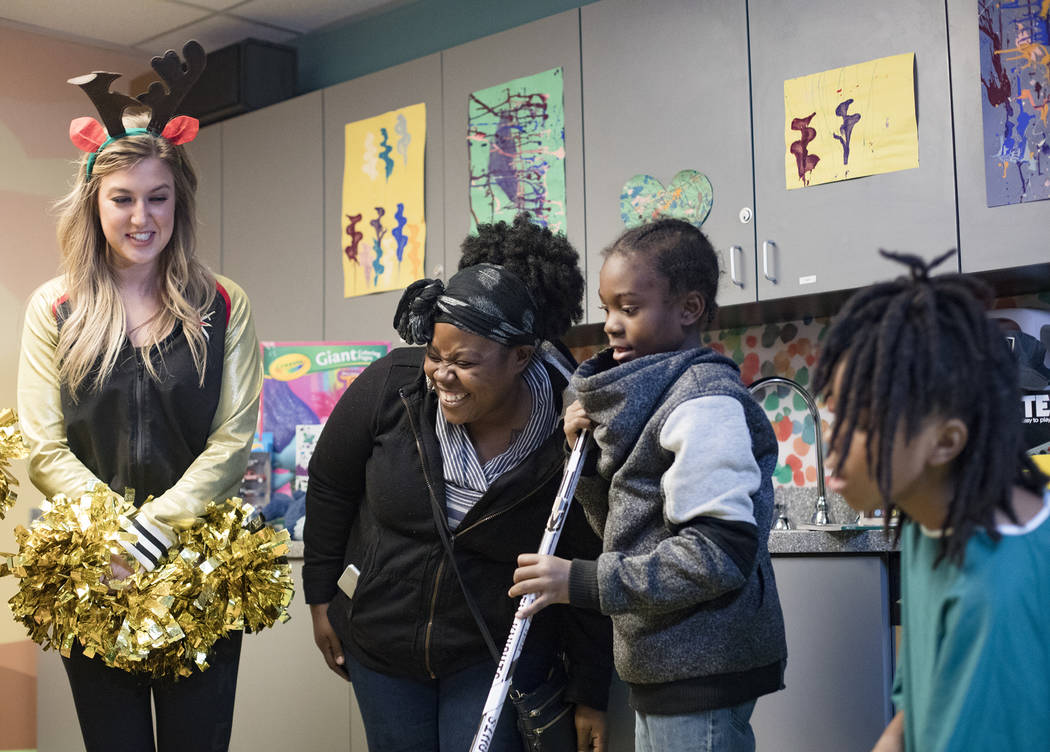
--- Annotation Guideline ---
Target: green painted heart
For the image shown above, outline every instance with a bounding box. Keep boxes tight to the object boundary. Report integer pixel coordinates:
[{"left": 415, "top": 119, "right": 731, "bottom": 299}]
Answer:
[{"left": 620, "top": 170, "right": 714, "bottom": 228}]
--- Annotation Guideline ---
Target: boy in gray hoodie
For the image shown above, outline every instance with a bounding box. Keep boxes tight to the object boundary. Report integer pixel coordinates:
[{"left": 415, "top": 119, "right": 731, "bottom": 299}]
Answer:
[{"left": 511, "top": 219, "right": 786, "bottom": 752}]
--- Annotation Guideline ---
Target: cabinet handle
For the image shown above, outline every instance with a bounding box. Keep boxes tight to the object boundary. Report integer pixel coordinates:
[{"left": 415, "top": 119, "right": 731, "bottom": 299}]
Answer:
[
  {"left": 729, "top": 245, "right": 744, "bottom": 287},
  {"left": 762, "top": 241, "right": 777, "bottom": 283}
]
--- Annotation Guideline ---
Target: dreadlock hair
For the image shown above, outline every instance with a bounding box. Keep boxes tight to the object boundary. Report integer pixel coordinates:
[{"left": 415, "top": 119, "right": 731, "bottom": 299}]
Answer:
[
  {"left": 604, "top": 218, "right": 720, "bottom": 325},
  {"left": 458, "top": 213, "right": 584, "bottom": 341},
  {"left": 812, "top": 249, "right": 1048, "bottom": 566}
]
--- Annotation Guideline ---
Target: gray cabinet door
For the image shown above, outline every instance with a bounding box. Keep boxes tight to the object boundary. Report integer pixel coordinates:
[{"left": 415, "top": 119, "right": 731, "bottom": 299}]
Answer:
[
  {"left": 582, "top": 0, "right": 758, "bottom": 321},
  {"left": 753, "top": 556, "right": 893, "bottom": 751},
  {"left": 441, "top": 10, "right": 586, "bottom": 288},
  {"left": 323, "top": 54, "right": 444, "bottom": 344},
  {"left": 948, "top": 1, "right": 1050, "bottom": 273},
  {"left": 750, "top": 0, "right": 958, "bottom": 300},
  {"left": 185, "top": 123, "right": 222, "bottom": 274},
  {"left": 221, "top": 92, "right": 325, "bottom": 341}
]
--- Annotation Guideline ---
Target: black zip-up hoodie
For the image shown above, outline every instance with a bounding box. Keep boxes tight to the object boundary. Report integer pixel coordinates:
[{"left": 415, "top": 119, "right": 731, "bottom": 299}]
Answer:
[{"left": 303, "top": 346, "right": 612, "bottom": 708}]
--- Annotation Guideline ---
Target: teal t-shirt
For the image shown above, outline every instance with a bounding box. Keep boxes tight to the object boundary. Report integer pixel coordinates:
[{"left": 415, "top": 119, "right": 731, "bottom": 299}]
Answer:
[{"left": 893, "top": 490, "right": 1050, "bottom": 751}]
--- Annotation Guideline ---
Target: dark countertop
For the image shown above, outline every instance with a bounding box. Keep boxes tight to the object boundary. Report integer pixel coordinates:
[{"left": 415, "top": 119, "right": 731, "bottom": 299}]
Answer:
[
  {"left": 286, "top": 487, "right": 900, "bottom": 559},
  {"left": 769, "top": 486, "right": 899, "bottom": 554},
  {"left": 768, "top": 526, "right": 898, "bottom": 554}
]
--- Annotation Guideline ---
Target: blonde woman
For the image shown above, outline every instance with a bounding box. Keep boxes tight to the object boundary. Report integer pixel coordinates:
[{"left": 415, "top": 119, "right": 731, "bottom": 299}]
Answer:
[{"left": 17, "top": 100, "right": 261, "bottom": 751}]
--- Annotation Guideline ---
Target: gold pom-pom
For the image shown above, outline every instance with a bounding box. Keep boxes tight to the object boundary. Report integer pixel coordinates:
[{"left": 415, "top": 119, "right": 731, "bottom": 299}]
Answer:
[
  {"left": 1, "top": 487, "right": 294, "bottom": 678},
  {"left": 0, "top": 409, "right": 30, "bottom": 520}
]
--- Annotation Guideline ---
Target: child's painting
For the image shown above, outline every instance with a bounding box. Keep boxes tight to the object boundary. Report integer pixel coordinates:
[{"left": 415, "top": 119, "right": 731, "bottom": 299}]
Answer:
[
  {"left": 620, "top": 170, "right": 714, "bottom": 229},
  {"left": 978, "top": 0, "right": 1050, "bottom": 207},
  {"left": 783, "top": 53, "right": 919, "bottom": 189},
  {"left": 468, "top": 67, "right": 567, "bottom": 233},
  {"left": 342, "top": 103, "right": 426, "bottom": 297}
]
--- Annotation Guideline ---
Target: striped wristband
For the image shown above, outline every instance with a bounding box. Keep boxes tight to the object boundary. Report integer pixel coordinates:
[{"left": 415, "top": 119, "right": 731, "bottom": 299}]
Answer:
[{"left": 118, "top": 513, "right": 174, "bottom": 571}]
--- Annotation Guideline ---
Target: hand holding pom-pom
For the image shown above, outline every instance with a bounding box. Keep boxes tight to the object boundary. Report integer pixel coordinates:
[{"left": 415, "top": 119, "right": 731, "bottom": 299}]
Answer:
[{"left": 0, "top": 488, "right": 294, "bottom": 678}]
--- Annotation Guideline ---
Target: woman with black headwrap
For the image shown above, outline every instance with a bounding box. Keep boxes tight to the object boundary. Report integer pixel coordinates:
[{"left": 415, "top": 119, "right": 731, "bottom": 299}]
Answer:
[{"left": 303, "top": 215, "right": 613, "bottom": 752}]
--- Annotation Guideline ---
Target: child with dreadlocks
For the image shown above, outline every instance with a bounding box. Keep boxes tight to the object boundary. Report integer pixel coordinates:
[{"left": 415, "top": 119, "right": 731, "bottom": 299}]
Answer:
[
  {"left": 812, "top": 250, "right": 1050, "bottom": 752},
  {"left": 510, "top": 218, "right": 787, "bottom": 752}
]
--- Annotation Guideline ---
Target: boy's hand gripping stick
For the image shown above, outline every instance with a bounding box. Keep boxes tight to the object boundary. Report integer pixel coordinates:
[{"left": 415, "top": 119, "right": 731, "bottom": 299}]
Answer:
[{"left": 469, "top": 430, "right": 591, "bottom": 752}]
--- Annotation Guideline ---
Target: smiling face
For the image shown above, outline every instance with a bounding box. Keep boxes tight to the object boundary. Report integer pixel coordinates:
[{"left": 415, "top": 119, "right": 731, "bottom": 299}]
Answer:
[
  {"left": 598, "top": 251, "right": 701, "bottom": 363},
  {"left": 97, "top": 157, "right": 175, "bottom": 276},
  {"left": 423, "top": 322, "right": 532, "bottom": 428}
]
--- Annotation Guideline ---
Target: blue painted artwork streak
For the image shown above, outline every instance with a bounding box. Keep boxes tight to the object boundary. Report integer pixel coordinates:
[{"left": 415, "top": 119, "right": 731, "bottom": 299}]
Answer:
[
  {"left": 379, "top": 127, "right": 395, "bottom": 179},
  {"left": 393, "top": 203, "right": 408, "bottom": 262},
  {"left": 833, "top": 98, "right": 861, "bottom": 165}
]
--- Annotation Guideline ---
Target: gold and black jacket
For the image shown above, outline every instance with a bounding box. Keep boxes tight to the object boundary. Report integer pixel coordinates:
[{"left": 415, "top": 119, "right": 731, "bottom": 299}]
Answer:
[{"left": 17, "top": 274, "right": 262, "bottom": 566}]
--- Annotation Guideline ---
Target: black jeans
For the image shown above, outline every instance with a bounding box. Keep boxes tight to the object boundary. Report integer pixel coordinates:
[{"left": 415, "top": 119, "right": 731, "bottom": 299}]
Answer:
[{"left": 62, "top": 631, "right": 242, "bottom": 752}]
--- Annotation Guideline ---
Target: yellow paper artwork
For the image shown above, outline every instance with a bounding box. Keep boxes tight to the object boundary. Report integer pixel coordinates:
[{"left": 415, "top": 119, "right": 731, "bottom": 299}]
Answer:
[
  {"left": 783, "top": 53, "right": 918, "bottom": 189},
  {"left": 341, "top": 103, "right": 426, "bottom": 297}
]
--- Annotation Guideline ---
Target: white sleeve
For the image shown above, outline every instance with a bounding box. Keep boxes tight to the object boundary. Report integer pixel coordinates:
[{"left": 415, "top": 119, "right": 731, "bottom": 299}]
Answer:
[{"left": 659, "top": 395, "right": 761, "bottom": 527}]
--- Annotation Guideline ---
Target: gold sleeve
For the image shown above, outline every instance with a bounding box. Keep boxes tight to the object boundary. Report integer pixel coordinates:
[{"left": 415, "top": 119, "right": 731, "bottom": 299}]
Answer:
[{"left": 17, "top": 278, "right": 102, "bottom": 499}]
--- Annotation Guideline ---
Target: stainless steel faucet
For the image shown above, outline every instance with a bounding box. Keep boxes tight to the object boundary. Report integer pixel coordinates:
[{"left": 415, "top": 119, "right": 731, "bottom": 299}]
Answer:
[{"left": 747, "top": 376, "right": 830, "bottom": 527}]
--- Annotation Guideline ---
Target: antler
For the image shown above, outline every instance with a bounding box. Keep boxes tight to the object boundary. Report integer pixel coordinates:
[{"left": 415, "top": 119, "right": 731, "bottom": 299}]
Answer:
[
  {"left": 137, "top": 41, "right": 207, "bottom": 134},
  {"left": 67, "top": 72, "right": 140, "bottom": 139}
]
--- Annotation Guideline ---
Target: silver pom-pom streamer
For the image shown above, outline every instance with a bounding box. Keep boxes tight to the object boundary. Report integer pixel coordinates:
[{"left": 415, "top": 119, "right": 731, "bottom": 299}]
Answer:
[{"left": 0, "top": 487, "right": 294, "bottom": 678}]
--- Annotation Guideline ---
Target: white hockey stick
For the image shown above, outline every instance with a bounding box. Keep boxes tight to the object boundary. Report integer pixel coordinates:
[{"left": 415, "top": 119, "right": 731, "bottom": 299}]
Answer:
[{"left": 468, "top": 429, "right": 591, "bottom": 752}]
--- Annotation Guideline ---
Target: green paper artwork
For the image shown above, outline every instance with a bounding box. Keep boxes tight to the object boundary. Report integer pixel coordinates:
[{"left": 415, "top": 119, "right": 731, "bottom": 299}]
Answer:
[
  {"left": 468, "top": 68, "right": 566, "bottom": 233},
  {"left": 619, "top": 170, "right": 714, "bottom": 228}
]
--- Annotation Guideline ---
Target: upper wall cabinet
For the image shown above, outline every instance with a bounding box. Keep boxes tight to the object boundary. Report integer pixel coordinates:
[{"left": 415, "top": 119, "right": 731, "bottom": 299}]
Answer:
[
  {"left": 441, "top": 10, "right": 586, "bottom": 282},
  {"left": 185, "top": 125, "right": 222, "bottom": 273},
  {"left": 582, "top": 0, "right": 758, "bottom": 320},
  {"left": 750, "top": 0, "right": 958, "bottom": 300},
  {"left": 948, "top": 2, "right": 1050, "bottom": 273},
  {"left": 322, "top": 53, "right": 444, "bottom": 344},
  {"left": 221, "top": 91, "right": 324, "bottom": 341}
]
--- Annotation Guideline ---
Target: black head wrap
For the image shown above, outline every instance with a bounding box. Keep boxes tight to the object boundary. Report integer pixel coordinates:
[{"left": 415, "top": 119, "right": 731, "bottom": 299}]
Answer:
[{"left": 393, "top": 263, "right": 537, "bottom": 346}]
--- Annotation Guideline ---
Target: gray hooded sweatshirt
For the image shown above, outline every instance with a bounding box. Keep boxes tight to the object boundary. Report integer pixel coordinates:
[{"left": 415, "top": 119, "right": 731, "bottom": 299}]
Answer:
[{"left": 567, "top": 347, "right": 787, "bottom": 713}]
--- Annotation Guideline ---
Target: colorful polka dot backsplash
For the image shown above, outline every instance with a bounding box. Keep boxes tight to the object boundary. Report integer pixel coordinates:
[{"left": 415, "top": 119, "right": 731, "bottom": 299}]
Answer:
[
  {"left": 568, "top": 291, "right": 1050, "bottom": 492},
  {"left": 703, "top": 318, "right": 832, "bottom": 490}
]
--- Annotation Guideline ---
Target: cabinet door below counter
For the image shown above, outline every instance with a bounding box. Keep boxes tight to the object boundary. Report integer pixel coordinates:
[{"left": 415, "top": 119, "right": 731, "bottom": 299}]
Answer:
[{"left": 753, "top": 555, "right": 894, "bottom": 752}]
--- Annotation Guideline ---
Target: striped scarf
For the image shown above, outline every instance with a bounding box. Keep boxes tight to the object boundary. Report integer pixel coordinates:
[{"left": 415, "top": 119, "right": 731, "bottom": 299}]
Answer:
[{"left": 436, "top": 357, "right": 557, "bottom": 529}]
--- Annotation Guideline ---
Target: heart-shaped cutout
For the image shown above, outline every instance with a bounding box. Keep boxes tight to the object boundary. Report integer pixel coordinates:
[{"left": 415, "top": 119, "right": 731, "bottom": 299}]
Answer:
[{"left": 620, "top": 170, "right": 714, "bottom": 228}]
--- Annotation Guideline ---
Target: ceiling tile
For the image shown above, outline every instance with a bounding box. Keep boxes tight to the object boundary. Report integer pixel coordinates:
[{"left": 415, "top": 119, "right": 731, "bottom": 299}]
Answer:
[
  {"left": 234, "top": 0, "right": 396, "bottom": 34},
  {"left": 0, "top": 0, "right": 209, "bottom": 47},
  {"left": 139, "top": 14, "right": 297, "bottom": 53}
]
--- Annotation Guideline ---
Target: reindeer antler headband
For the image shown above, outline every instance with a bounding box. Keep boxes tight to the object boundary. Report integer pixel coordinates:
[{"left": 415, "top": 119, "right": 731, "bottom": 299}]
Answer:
[{"left": 68, "top": 41, "right": 206, "bottom": 179}]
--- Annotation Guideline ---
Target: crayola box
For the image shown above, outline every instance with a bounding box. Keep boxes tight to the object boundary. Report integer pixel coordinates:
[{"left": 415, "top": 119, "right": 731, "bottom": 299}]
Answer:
[{"left": 259, "top": 342, "right": 389, "bottom": 497}]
